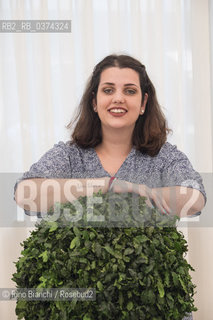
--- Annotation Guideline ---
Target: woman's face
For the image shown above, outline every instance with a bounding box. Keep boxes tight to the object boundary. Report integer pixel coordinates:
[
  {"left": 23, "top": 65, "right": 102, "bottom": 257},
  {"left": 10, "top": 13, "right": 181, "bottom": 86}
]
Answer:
[{"left": 93, "top": 67, "right": 148, "bottom": 132}]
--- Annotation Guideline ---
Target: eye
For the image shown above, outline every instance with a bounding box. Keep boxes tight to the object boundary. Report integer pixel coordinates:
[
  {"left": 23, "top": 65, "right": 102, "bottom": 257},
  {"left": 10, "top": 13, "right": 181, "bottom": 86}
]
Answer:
[
  {"left": 125, "top": 88, "right": 137, "bottom": 95},
  {"left": 103, "top": 88, "right": 114, "bottom": 94}
]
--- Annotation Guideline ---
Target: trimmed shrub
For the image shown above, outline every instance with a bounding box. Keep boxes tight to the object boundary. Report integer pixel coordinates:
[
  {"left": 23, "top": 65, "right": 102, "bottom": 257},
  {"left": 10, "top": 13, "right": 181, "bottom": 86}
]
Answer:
[{"left": 12, "top": 191, "right": 197, "bottom": 319}]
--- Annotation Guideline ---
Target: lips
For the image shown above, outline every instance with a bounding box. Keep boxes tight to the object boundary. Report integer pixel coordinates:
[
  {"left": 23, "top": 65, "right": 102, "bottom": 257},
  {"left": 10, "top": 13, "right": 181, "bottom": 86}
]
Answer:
[{"left": 108, "top": 107, "right": 127, "bottom": 115}]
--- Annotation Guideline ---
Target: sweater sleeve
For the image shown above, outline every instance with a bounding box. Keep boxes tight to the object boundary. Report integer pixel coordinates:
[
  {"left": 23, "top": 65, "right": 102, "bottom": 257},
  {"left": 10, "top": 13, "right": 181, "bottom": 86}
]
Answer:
[
  {"left": 14, "top": 141, "right": 72, "bottom": 194},
  {"left": 160, "top": 143, "right": 206, "bottom": 203},
  {"left": 14, "top": 141, "right": 74, "bottom": 216}
]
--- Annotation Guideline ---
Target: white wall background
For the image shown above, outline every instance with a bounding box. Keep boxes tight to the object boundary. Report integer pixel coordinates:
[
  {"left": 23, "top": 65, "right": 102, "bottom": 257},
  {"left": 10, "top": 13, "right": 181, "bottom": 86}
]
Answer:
[{"left": 0, "top": 0, "right": 212, "bottom": 319}]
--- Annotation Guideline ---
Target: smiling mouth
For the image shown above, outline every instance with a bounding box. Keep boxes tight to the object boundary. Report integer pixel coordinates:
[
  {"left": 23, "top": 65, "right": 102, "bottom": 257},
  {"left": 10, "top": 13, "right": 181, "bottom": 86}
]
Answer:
[{"left": 108, "top": 108, "right": 127, "bottom": 114}]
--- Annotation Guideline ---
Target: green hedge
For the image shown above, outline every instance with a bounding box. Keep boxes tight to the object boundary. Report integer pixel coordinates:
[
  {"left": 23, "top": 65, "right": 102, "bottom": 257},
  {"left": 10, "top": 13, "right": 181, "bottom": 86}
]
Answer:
[{"left": 12, "top": 191, "right": 197, "bottom": 319}]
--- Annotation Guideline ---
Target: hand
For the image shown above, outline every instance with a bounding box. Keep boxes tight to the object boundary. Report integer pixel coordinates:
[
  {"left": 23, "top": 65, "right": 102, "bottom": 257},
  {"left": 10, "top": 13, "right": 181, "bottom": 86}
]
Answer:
[
  {"left": 148, "top": 188, "right": 171, "bottom": 214},
  {"left": 86, "top": 177, "right": 111, "bottom": 195},
  {"left": 109, "top": 179, "right": 153, "bottom": 210},
  {"left": 135, "top": 184, "right": 171, "bottom": 214},
  {"left": 110, "top": 179, "right": 171, "bottom": 214}
]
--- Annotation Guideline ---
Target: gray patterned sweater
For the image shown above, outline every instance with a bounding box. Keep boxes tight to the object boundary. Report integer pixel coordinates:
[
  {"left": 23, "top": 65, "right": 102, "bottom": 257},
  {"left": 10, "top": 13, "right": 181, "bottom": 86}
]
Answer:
[{"left": 17, "top": 141, "right": 206, "bottom": 203}]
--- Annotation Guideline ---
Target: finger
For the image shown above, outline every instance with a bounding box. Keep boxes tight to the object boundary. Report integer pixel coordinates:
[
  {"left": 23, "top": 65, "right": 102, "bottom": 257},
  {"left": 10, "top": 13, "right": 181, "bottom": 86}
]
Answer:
[
  {"left": 151, "top": 194, "right": 168, "bottom": 214},
  {"left": 150, "top": 189, "right": 172, "bottom": 214},
  {"left": 162, "top": 198, "right": 172, "bottom": 214},
  {"left": 145, "top": 198, "right": 155, "bottom": 209}
]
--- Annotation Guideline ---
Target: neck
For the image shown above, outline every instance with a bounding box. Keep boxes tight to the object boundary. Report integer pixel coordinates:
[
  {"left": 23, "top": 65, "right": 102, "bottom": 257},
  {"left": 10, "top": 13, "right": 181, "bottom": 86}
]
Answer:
[{"left": 96, "top": 127, "right": 133, "bottom": 157}]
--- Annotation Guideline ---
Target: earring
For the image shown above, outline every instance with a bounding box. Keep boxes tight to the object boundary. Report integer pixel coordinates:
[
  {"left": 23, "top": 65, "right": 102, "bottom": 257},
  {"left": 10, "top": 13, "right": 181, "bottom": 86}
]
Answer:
[{"left": 141, "top": 109, "right": 144, "bottom": 114}]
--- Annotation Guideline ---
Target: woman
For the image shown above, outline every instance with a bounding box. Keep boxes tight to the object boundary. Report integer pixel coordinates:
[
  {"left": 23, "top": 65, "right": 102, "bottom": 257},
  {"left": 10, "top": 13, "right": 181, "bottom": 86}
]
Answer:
[
  {"left": 15, "top": 54, "right": 204, "bottom": 320},
  {"left": 15, "top": 54, "right": 206, "bottom": 217}
]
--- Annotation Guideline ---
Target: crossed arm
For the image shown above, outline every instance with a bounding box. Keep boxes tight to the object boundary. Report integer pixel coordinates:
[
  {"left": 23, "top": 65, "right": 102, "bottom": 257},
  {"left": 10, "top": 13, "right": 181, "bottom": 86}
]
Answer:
[{"left": 15, "top": 177, "right": 205, "bottom": 217}]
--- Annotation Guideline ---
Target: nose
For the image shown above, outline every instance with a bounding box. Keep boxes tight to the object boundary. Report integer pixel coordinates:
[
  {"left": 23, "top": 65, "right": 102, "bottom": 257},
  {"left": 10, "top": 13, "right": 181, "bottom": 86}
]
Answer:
[{"left": 112, "top": 90, "right": 125, "bottom": 103}]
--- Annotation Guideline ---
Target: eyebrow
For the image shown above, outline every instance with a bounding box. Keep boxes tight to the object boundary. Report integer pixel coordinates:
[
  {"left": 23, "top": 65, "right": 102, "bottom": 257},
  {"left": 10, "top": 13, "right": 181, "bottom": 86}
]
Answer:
[{"left": 101, "top": 82, "right": 139, "bottom": 88}]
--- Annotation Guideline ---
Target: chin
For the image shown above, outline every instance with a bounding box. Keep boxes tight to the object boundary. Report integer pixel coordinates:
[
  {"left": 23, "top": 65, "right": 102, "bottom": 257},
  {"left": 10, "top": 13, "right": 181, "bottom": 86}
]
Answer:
[{"left": 108, "top": 124, "right": 135, "bottom": 131}]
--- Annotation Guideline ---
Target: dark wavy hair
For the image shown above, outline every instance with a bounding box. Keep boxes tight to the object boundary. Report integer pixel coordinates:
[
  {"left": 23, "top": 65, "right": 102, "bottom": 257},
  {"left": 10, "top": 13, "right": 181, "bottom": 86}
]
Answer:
[{"left": 67, "top": 54, "right": 171, "bottom": 156}]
